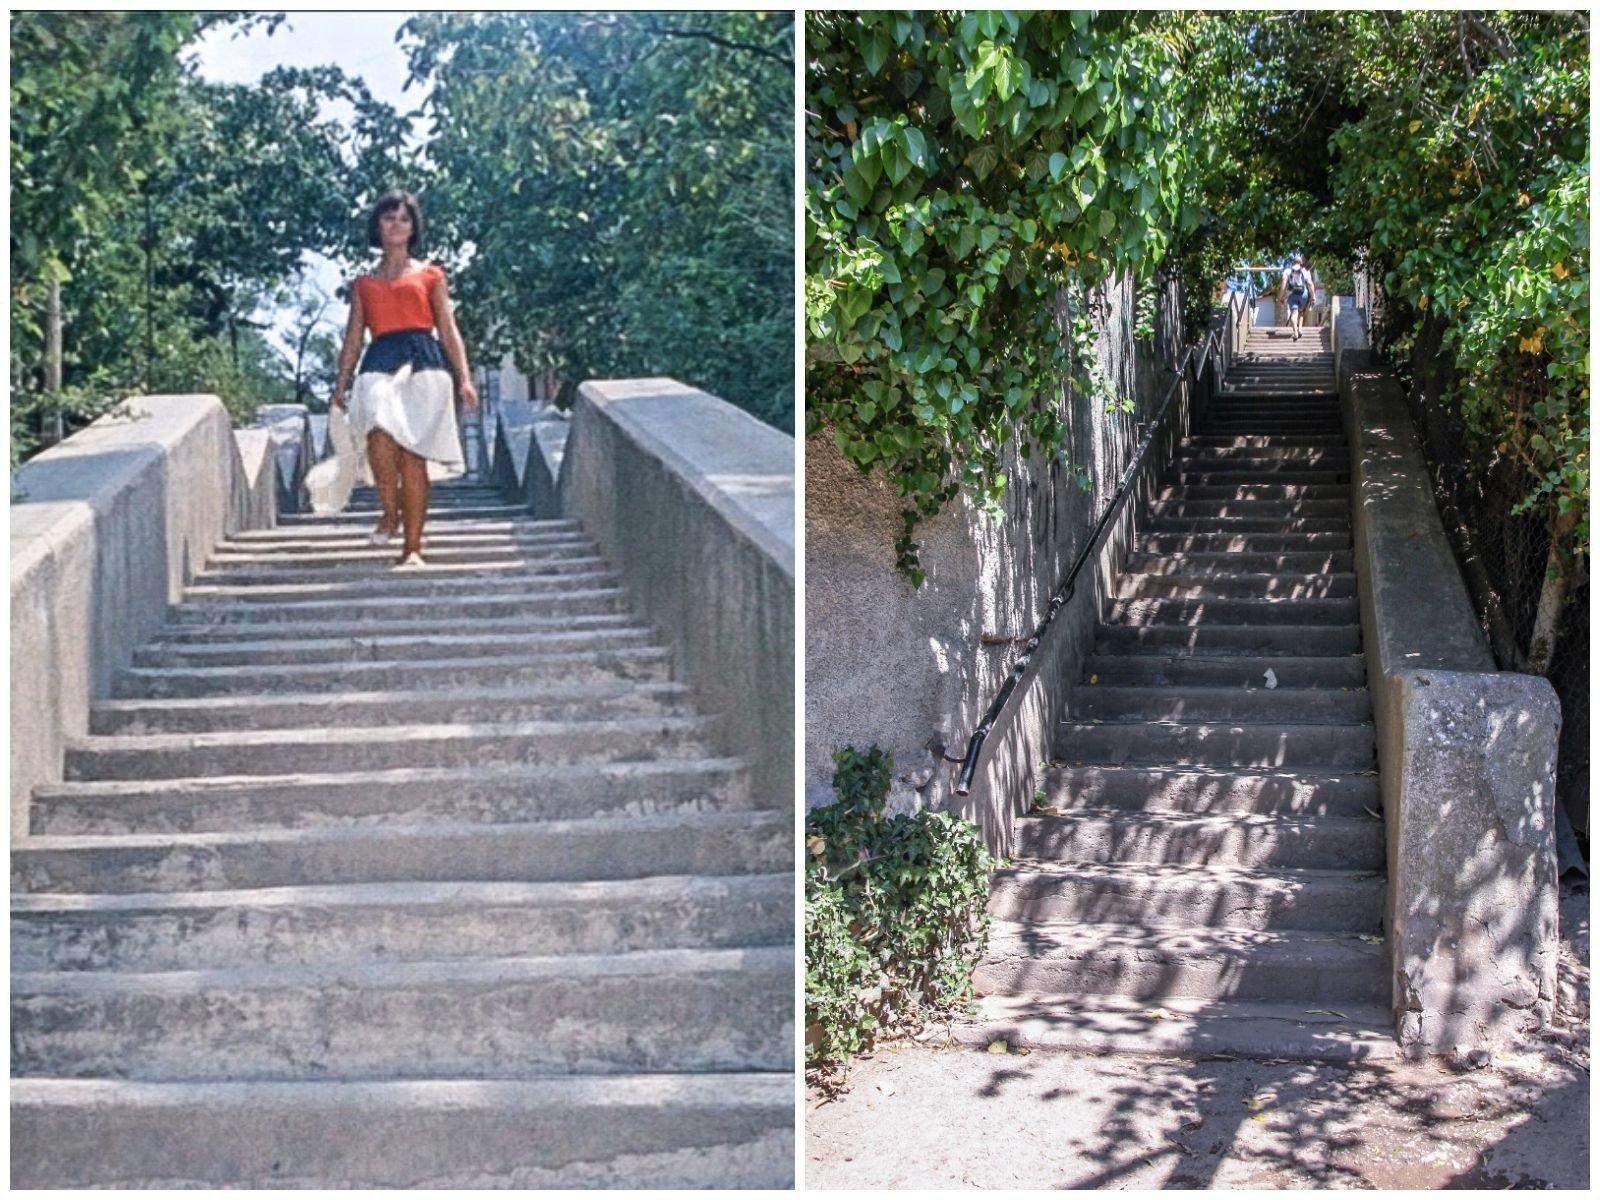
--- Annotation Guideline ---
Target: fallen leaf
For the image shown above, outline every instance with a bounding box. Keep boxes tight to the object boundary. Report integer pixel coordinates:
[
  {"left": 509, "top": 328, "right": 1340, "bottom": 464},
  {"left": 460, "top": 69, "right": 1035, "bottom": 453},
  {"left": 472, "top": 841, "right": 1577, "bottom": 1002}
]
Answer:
[
  {"left": 1089, "top": 674, "right": 1098, "bottom": 684},
  {"left": 1146, "top": 1007, "right": 1176, "bottom": 1021},
  {"left": 986, "top": 1039, "right": 1008, "bottom": 1055},
  {"left": 1358, "top": 934, "right": 1384, "bottom": 944},
  {"left": 1305, "top": 1008, "right": 1350, "bottom": 1019},
  {"left": 1362, "top": 805, "right": 1383, "bottom": 821},
  {"left": 806, "top": 835, "right": 826, "bottom": 857},
  {"left": 1263, "top": 667, "right": 1278, "bottom": 689}
]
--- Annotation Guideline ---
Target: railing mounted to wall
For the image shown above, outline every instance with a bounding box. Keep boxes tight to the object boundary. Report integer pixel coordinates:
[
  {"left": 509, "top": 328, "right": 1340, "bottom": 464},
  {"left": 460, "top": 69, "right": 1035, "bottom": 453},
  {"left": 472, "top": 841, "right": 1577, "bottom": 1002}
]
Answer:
[{"left": 952, "top": 295, "right": 1242, "bottom": 797}]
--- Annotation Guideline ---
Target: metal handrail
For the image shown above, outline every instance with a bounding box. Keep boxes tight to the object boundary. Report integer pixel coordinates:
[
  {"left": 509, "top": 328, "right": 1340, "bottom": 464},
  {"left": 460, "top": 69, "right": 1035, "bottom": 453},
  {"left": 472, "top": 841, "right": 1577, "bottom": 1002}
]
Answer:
[{"left": 952, "top": 308, "right": 1234, "bottom": 797}]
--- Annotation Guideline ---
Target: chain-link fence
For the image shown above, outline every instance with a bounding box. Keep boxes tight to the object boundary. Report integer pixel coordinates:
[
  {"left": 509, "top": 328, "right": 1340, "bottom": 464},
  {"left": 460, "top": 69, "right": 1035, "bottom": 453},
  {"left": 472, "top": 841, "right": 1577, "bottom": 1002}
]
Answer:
[{"left": 1356, "top": 269, "right": 1589, "bottom": 851}]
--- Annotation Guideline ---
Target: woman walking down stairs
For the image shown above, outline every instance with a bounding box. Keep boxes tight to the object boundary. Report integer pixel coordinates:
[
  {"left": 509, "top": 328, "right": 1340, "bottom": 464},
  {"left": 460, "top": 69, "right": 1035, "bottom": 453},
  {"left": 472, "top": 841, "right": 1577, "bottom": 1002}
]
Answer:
[{"left": 966, "top": 324, "right": 1396, "bottom": 1063}]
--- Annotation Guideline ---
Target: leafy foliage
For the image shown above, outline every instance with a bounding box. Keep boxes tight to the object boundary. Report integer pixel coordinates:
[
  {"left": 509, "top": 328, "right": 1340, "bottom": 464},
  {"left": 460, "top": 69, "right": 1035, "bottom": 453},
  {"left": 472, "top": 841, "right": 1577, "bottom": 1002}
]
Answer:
[
  {"left": 1321, "top": 10, "right": 1589, "bottom": 563},
  {"left": 400, "top": 11, "right": 794, "bottom": 428},
  {"left": 805, "top": 745, "right": 995, "bottom": 1082},
  {"left": 9, "top": 11, "right": 413, "bottom": 462},
  {"left": 806, "top": 11, "right": 1193, "bottom": 581}
]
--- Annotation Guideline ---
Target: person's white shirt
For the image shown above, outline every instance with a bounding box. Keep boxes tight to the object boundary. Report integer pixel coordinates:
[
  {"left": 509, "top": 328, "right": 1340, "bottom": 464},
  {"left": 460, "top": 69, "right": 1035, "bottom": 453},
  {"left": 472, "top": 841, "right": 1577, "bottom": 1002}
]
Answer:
[{"left": 1281, "top": 261, "right": 1312, "bottom": 293}]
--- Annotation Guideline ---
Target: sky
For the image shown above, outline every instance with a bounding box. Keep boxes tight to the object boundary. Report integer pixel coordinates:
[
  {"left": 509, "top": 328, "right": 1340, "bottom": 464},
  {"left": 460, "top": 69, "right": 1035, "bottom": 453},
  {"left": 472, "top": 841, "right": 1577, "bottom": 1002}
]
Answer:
[{"left": 185, "top": 12, "right": 427, "bottom": 363}]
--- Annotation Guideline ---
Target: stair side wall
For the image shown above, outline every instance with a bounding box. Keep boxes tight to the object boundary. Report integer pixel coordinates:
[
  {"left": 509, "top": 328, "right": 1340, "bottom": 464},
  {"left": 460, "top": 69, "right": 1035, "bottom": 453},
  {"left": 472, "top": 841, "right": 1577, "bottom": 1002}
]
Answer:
[
  {"left": 558, "top": 378, "right": 795, "bottom": 803},
  {"left": 1334, "top": 300, "right": 1560, "bottom": 1055},
  {"left": 10, "top": 395, "right": 276, "bottom": 839},
  {"left": 803, "top": 274, "right": 1188, "bottom": 854}
]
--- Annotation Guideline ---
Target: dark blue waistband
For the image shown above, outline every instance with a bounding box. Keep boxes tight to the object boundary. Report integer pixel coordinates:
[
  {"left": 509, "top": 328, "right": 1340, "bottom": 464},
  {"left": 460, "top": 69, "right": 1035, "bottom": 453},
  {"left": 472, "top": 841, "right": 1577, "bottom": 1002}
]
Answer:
[{"left": 359, "top": 329, "right": 450, "bottom": 375}]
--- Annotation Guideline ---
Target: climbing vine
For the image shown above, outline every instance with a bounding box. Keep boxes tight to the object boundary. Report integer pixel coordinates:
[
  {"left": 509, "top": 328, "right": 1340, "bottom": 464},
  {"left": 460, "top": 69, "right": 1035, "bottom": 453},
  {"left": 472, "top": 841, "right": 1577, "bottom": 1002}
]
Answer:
[{"left": 805, "top": 10, "right": 1192, "bottom": 583}]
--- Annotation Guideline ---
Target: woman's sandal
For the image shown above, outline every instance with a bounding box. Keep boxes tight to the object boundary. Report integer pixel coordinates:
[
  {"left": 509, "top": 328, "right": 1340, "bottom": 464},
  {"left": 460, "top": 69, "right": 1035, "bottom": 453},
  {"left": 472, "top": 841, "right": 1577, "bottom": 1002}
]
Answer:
[{"left": 394, "top": 550, "right": 426, "bottom": 569}]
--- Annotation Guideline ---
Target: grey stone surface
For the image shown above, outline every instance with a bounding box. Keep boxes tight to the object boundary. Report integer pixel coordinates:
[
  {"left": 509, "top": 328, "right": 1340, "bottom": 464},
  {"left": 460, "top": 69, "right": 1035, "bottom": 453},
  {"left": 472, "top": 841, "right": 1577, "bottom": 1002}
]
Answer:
[
  {"left": 805, "top": 275, "right": 1187, "bottom": 853},
  {"left": 492, "top": 398, "right": 570, "bottom": 517},
  {"left": 10, "top": 395, "right": 272, "bottom": 839},
  {"left": 13, "top": 476, "right": 794, "bottom": 1187},
  {"left": 558, "top": 378, "right": 795, "bottom": 802},
  {"left": 13, "top": 1075, "right": 794, "bottom": 1189},
  {"left": 1337, "top": 316, "right": 1561, "bottom": 1055}
]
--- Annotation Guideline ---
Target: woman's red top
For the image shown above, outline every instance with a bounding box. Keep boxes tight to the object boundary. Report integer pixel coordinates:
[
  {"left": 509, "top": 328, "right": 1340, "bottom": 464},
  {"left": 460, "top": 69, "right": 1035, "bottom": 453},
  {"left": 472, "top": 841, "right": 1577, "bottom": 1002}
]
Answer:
[{"left": 355, "top": 263, "right": 445, "bottom": 336}]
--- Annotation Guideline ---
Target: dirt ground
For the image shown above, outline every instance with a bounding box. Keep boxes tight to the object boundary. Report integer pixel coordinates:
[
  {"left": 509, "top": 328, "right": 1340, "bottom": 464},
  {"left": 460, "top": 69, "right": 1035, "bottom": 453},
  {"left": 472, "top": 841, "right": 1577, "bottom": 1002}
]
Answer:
[{"left": 806, "top": 882, "right": 1590, "bottom": 1190}]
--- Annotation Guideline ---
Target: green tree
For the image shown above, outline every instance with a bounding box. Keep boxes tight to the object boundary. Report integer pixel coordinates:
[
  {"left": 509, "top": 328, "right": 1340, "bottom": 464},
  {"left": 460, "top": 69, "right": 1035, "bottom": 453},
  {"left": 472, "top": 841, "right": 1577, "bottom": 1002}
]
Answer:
[{"left": 400, "top": 11, "right": 794, "bottom": 428}]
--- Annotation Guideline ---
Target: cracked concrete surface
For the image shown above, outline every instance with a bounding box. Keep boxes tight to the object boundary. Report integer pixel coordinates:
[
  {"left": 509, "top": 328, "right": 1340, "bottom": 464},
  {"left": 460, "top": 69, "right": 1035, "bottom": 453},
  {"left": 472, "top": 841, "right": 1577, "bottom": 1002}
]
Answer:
[{"left": 807, "top": 880, "right": 1589, "bottom": 1190}]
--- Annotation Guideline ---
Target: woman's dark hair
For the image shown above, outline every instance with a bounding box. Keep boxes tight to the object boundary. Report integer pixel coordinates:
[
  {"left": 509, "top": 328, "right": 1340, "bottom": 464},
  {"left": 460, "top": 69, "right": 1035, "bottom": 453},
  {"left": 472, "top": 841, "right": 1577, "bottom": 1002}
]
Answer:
[{"left": 367, "top": 190, "right": 424, "bottom": 251}]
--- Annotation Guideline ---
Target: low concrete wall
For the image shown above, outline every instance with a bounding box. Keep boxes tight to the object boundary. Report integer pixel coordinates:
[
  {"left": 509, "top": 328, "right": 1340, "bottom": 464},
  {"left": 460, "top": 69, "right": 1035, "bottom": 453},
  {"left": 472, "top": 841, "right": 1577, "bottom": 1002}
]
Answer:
[
  {"left": 557, "top": 379, "right": 794, "bottom": 802},
  {"left": 494, "top": 400, "right": 570, "bottom": 516},
  {"left": 10, "top": 395, "right": 273, "bottom": 838},
  {"left": 805, "top": 275, "right": 1189, "bottom": 854},
  {"left": 1335, "top": 311, "right": 1560, "bottom": 1055}
]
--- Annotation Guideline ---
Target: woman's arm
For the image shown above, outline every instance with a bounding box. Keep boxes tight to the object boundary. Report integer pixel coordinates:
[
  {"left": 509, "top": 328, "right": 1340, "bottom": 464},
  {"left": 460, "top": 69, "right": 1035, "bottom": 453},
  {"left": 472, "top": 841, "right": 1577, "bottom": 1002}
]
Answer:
[
  {"left": 331, "top": 281, "right": 365, "bottom": 410},
  {"left": 430, "top": 269, "right": 479, "bottom": 410}
]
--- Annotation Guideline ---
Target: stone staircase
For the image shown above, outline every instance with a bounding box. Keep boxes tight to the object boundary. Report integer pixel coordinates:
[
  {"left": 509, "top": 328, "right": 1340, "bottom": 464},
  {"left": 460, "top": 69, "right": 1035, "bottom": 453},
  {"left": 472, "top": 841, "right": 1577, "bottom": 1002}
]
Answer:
[
  {"left": 968, "top": 324, "right": 1396, "bottom": 1062},
  {"left": 11, "top": 479, "right": 794, "bottom": 1188}
]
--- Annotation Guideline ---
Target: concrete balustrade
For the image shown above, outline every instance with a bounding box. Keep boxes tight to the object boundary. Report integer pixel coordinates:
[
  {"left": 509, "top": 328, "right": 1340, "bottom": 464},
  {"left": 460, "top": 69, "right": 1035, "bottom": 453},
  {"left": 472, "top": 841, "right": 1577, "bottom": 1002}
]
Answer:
[
  {"left": 1332, "top": 297, "right": 1560, "bottom": 1055},
  {"left": 557, "top": 379, "right": 795, "bottom": 803},
  {"left": 10, "top": 395, "right": 277, "bottom": 838}
]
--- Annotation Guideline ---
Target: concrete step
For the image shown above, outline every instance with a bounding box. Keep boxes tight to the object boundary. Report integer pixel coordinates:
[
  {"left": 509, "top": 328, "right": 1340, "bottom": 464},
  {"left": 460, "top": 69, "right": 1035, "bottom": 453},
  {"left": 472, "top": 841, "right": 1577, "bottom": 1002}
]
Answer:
[
  {"left": 219, "top": 529, "right": 590, "bottom": 555},
  {"left": 1141, "top": 531, "right": 1353, "bottom": 552},
  {"left": 956, "top": 994, "right": 1397, "bottom": 1064},
  {"left": 1106, "top": 595, "right": 1359, "bottom": 626},
  {"left": 64, "top": 715, "right": 720, "bottom": 781},
  {"left": 988, "top": 860, "right": 1384, "bottom": 932},
  {"left": 133, "top": 626, "right": 656, "bottom": 669},
  {"left": 31, "top": 756, "right": 753, "bottom": 836},
  {"left": 1169, "top": 469, "right": 1349, "bottom": 487},
  {"left": 9, "top": 1074, "right": 794, "bottom": 1188},
  {"left": 113, "top": 646, "right": 672, "bottom": 701},
  {"left": 13, "top": 873, "right": 791, "bottom": 973},
  {"left": 1083, "top": 652, "right": 1366, "bottom": 688},
  {"left": 182, "top": 568, "right": 623, "bottom": 605},
  {"left": 1177, "top": 447, "right": 1348, "bottom": 466},
  {"left": 202, "top": 543, "right": 598, "bottom": 575},
  {"left": 1055, "top": 719, "right": 1376, "bottom": 770},
  {"left": 1040, "top": 763, "right": 1378, "bottom": 818},
  {"left": 1180, "top": 435, "right": 1346, "bottom": 448},
  {"left": 976, "top": 919, "right": 1387, "bottom": 1003},
  {"left": 148, "top": 609, "right": 636, "bottom": 645},
  {"left": 231, "top": 518, "right": 571, "bottom": 543},
  {"left": 1012, "top": 809, "right": 1384, "bottom": 871},
  {"left": 1150, "top": 482, "right": 1350, "bottom": 503},
  {"left": 194, "top": 554, "right": 611, "bottom": 587},
  {"left": 1147, "top": 515, "right": 1351, "bottom": 534},
  {"left": 1075, "top": 685, "right": 1372, "bottom": 724},
  {"left": 11, "top": 944, "right": 792, "bottom": 1080},
  {"left": 280, "top": 505, "right": 532, "bottom": 524},
  {"left": 169, "top": 586, "right": 633, "bottom": 626},
  {"left": 1096, "top": 622, "right": 1361, "bottom": 656},
  {"left": 1202, "top": 419, "right": 1344, "bottom": 432},
  {"left": 1126, "top": 549, "right": 1355, "bottom": 573},
  {"left": 1147, "top": 499, "right": 1350, "bottom": 520},
  {"left": 1114, "top": 570, "right": 1356, "bottom": 600},
  {"left": 91, "top": 681, "right": 692, "bottom": 735},
  {"left": 13, "top": 809, "right": 790, "bottom": 894}
]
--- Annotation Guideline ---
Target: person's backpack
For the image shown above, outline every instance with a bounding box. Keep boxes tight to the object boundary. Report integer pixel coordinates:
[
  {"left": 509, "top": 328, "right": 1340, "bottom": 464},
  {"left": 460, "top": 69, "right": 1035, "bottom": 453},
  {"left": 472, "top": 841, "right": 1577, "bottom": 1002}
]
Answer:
[{"left": 1288, "top": 265, "right": 1308, "bottom": 291}]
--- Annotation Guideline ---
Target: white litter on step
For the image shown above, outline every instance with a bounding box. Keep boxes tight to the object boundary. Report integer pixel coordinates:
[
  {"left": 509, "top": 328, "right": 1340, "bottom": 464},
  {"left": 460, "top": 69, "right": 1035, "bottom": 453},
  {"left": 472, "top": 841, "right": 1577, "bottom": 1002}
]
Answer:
[{"left": 1263, "top": 667, "right": 1278, "bottom": 689}]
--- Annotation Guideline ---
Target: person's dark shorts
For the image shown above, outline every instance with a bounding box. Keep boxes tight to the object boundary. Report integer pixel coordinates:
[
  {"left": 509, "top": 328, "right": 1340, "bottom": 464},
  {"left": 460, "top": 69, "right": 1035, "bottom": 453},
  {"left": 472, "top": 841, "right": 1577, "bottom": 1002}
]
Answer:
[{"left": 1287, "top": 287, "right": 1309, "bottom": 312}]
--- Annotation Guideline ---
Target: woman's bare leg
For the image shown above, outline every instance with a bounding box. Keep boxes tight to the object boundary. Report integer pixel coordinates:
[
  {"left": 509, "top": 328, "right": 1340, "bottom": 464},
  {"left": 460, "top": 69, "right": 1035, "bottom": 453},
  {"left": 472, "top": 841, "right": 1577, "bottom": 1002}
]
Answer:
[
  {"left": 398, "top": 447, "right": 430, "bottom": 558},
  {"left": 366, "top": 429, "right": 402, "bottom": 534}
]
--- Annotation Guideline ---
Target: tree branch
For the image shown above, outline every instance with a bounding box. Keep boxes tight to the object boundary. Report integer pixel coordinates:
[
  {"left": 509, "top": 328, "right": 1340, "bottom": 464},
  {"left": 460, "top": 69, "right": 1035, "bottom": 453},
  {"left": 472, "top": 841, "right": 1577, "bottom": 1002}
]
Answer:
[{"left": 641, "top": 21, "right": 792, "bottom": 67}]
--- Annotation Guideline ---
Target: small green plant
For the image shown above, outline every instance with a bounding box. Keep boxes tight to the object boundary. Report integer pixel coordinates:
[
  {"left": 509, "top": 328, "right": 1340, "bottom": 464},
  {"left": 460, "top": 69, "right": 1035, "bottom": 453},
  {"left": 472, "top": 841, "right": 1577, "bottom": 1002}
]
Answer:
[{"left": 805, "top": 744, "right": 995, "bottom": 1087}]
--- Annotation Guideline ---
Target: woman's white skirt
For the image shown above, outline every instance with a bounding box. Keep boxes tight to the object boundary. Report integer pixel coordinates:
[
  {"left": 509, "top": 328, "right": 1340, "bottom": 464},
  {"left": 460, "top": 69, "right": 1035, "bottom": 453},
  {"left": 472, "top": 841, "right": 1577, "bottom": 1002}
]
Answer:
[
  {"left": 306, "top": 330, "right": 465, "bottom": 514},
  {"left": 346, "top": 362, "right": 465, "bottom": 484}
]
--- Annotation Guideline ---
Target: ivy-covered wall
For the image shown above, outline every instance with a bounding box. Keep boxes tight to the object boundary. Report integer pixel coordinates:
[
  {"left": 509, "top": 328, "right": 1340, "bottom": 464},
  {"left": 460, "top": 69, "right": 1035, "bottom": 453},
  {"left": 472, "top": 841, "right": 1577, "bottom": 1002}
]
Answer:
[{"left": 805, "top": 272, "right": 1182, "bottom": 845}]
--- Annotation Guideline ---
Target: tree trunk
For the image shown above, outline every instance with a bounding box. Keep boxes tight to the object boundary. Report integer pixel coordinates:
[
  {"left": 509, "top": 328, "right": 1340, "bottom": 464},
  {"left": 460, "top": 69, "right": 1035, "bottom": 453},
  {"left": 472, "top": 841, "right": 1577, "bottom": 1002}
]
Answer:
[
  {"left": 1525, "top": 505, "right": 1580, "bottom": 677},
  {"left": 44, "top": 275, "right": 63, "bottom": 446}
]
